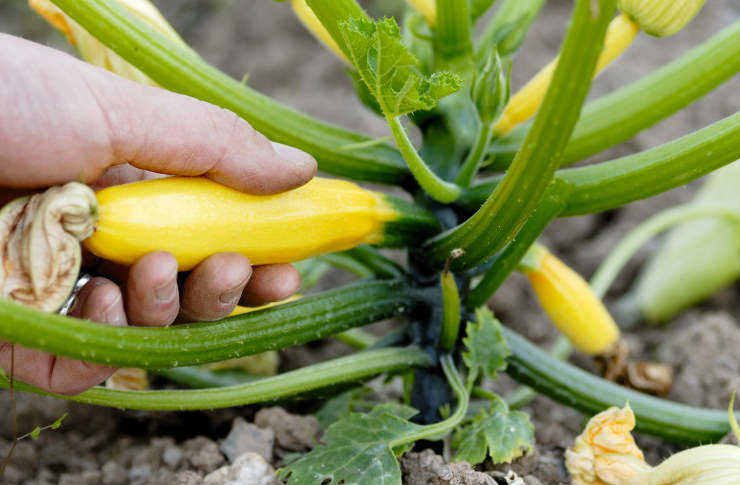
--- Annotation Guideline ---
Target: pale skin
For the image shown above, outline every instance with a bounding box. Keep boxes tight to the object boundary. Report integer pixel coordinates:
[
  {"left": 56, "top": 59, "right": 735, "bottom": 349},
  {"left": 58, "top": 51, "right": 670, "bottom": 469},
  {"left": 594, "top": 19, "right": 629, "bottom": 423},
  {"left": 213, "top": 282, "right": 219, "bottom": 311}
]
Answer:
[{"left": 0, "top": 34, "right": 317, "bottom": 395}]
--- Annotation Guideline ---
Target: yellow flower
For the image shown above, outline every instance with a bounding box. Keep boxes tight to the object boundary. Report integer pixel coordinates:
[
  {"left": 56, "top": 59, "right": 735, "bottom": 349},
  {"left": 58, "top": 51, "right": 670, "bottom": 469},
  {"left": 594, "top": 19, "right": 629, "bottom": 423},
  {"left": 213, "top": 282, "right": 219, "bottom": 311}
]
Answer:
[
  {"left": 618, "top": 0, "right": 707, "bottom": 37},
  {"left": 29, "top": 0, "right": 188, "bottom": 86}
]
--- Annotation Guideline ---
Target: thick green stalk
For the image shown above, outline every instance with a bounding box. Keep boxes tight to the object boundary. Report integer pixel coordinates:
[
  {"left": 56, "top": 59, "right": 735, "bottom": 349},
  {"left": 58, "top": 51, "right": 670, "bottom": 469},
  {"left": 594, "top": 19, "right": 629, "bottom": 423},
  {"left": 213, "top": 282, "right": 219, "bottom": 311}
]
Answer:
[
  {"left": 460, "top": 111, "right": 740, "bottom": 215},
  {"left": 0, "top": 279, "right": 415, "bottom": 369},
  {"left": 435, "top": 0, "right": 473, "bottom": 59},
  {"left": 0, "top": 348, "right": 431, "bottom": 410},
  {"left": 503, "top": 327, "right": 730, "bottom": 444},
  {"left": 465, "top": 180, "right": 570, "bottom": 309},
  {"left": 51, "top": 0, "right": 408, "bottom": 185},
  {"left": 424, "top": 0, "right": 616, "bottom": 270},
  {"left": 560, "top": 111, "right": 740, "bottom": 216},
  {"left": 488, "top": 20, "right": 740, "bottom": 169}
]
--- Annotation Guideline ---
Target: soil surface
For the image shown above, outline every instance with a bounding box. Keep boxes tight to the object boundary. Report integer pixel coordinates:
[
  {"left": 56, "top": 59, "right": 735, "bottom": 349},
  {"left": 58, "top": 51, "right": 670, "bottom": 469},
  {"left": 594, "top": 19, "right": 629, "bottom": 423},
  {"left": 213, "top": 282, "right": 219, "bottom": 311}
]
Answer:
[{"left": 1, "top": 0, "right": 740, "bottom": 484}]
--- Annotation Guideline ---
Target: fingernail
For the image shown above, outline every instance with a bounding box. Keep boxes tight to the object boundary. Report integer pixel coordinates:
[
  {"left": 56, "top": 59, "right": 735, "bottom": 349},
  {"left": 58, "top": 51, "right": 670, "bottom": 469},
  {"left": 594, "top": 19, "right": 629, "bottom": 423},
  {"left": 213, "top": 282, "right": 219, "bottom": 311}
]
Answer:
[
  {"left": 104, "top": 295, "right": 127, "bottom": 327},
  {"left": 219, "top": 286, "right": 244, "bottom": 305},
  {"left": 272, "top": 142, "right": 317, "bottom": 170},
  {"left": 154, "top": 281, "right": 178, "bottom": 303}
]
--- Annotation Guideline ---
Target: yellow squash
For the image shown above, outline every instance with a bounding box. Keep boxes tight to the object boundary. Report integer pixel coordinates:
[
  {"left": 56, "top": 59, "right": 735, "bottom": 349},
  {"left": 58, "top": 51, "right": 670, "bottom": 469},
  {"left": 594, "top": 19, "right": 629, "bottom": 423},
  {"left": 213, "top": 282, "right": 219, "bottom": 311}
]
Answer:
[
  {"left": 521, "top": 245, "right": 620, "bottom": 356},
  {"left": 84, "top": 176, "right": 436, "bottom": 270}
]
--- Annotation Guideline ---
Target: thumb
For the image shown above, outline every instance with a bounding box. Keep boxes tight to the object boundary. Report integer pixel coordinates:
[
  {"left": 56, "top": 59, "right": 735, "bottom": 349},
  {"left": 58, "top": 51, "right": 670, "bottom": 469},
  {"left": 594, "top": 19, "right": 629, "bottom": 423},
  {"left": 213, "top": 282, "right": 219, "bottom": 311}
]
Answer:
[{"left": 0, "top": 34, "right": 316, "bottom": 194}]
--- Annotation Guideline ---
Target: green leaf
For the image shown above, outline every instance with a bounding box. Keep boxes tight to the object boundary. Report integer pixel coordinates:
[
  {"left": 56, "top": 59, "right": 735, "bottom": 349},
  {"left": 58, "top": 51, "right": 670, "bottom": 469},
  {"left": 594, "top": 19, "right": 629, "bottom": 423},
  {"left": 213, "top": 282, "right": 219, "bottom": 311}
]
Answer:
[
  {"left": 339, "top": 16, "right": 461, "bottom": 117},
  {"left": 452, "top": 396, "right": 534, "bottom": 465},
  {"left": 462, "top": 308, "right": 510, "bottom": 382},
  {"left": 50, "top": 412, "right": 68, "bottom": 430},
  {"left": 29, "top": 427, "right": 41, "bottom": 440},
  {"left": 281, "top": 403, "right": 424, "bottom": 485},
  {"left": 316, "top": 387, "right": 372, "bottom": 430}
]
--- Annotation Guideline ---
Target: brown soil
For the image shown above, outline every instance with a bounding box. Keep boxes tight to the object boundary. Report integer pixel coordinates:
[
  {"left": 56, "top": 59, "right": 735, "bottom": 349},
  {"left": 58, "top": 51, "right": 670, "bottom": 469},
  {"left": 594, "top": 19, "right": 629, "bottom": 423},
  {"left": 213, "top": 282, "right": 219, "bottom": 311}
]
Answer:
[{"left": 1, "top": 0, "right": 739, "bottom": 483}]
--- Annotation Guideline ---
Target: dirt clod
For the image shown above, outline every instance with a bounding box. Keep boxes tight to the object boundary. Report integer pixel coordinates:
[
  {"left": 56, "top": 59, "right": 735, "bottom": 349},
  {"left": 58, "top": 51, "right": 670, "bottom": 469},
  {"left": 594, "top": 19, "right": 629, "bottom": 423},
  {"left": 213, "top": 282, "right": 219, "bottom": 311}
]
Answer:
[
  {"left": 220, "top": 417, "right": 274, "bottom": 462},
  {"left": 254, "top": 407, "right": 320, "bottom": 452},
  {"left": 182, "top": 436, "right": 225, "bottom": 474}
]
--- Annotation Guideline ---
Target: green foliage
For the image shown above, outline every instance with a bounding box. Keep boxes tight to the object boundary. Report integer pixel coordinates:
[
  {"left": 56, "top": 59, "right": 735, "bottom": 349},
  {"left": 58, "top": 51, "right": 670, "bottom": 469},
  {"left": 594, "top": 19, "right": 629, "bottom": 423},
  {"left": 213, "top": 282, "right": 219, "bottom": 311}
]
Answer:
[
  {"left": 339, "top": 16, "right": 462, "bottom": 117},
  {"left": 453, "top": 396, "right": 533, "bottom": 465},
  {"left": 316, "top": 387, "right": 372, "bottom": 430},
  {"left": 281, "top": 403, "right": 423, "bottom": 485},
  {"left": 462, "top": 308, "right": 509, "bottom": 383}
]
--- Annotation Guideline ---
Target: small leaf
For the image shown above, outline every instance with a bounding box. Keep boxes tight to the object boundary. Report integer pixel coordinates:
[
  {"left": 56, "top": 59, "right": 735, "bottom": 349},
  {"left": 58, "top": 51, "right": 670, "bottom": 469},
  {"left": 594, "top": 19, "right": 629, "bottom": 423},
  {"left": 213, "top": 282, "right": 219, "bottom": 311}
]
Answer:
[
  {"left": 339, "top": 16, "right": 461, "bottom": 117},
  {"left": 452, "top": 396, "right": 534, "bottom": 465},
  {"left": 316, "top": 387, "right": 371, "bottom": 430},
  {"left": 29, "top": 427, "right": 41, "bottom": 440},
  {"left": 50, "top": 413, "right": 68, "bottom": 430},
  {"left": 281, "top": 403, "right": 424, "bottom": 485},
  {"left": 462, "top": 307, "right": 510, "bottom": 381}
]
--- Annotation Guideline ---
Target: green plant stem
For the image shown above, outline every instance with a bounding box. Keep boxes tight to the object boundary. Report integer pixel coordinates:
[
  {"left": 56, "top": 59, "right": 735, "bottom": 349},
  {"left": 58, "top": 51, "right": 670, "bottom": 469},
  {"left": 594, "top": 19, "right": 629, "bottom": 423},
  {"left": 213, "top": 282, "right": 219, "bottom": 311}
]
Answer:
[
  {"left": 334, "top": 328, "right": 379, "bottom": 350},
  {"left": 460, "top": 111, "right": 740, "bottom": 216},
  {"left": 0, "top": 279, "right": 415, "bottom": 369},
  {"left": 502, "top": 327, "right": 730, "bottom": 444},
  {"left": 503, "top": 336, "right": 571, "bottom": 409},
  {"left": 391, "top": 354, "right": 468, "bottom": 446},
  {"left": 590, "top": 205, "right": 740, "bottom": 298},
  {"left": 0, "top": 348, "right": 431, "bottom": 411},
  {"left": 435, "top": 0, "right": 473, "bottom": 59},
  {"left": 424, "top": 0, "right": 616, "bottom": 270},
  {"left": 155, "top": 368, "right": 258, "bottom": 389},
  {"left": 488, "top": 20, "right": 740, "bottom": 170},
  {"left": 455, "top": 119, "right": 494, "bottom": 187},
  {"left": 388, "top": 116, "right": 462, "bottom": 203},
  {"left": 560, "top": 111, "right": 740, "bottom": 216},
  {"left": 51, "top": 0, "right": 409, "bottom": 185},
  {"left": 321, "top": 246, "right": 404, "bottom": 279},
  {"left": 474, "top": 0, "right": 545, "bottom": 61},
  {"left": 465, "top": 180, "right": 570, "bottom": 309}
]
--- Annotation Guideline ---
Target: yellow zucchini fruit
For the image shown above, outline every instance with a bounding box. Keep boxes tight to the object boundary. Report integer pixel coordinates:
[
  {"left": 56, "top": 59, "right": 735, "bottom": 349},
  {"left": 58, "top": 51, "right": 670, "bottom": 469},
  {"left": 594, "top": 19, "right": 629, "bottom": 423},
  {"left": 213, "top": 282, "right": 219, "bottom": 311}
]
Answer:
[
  {"left": 520, "top": 245, "right": 620, "bottom": 356},
  {"left": 83, "top": 176, "right": 438, "bottom": 270}
]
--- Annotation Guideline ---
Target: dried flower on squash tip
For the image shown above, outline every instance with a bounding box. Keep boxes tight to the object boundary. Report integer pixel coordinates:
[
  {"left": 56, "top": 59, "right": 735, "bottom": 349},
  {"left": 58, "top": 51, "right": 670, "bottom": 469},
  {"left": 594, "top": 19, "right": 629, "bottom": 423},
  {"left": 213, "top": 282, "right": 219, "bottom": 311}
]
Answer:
[
  {"left": 567, "top": 399, "right": 740, "bottom": 485},
  {"left": 106, "top": 368, "right": 149, "bottom": 391},
  {"left": 618, "top": 0, "right": 707, "bottom": 37},
  {"left": 0, "top": 182, "right": 98, "bottom": 312},
  {"left": 519, "top": 244, "right": 620, "bottom": 356},
  {"left": 29, "top": 0, "right": 190, "bottom": 86}
]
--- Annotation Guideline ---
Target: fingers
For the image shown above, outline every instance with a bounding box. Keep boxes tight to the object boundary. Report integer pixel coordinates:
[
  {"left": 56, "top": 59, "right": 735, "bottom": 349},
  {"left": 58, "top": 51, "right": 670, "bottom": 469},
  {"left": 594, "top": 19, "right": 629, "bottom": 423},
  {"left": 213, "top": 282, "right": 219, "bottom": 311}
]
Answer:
[
  {"left": 125, "top": 251, "right": 180, "bottom": 327},
  {"left": 179, "top": 253, "right": 252, "bottom": 321},
  {"left": 240, "top": 264, "right": 302, "bottom": 307},
  {"left": 0, "top": 35, "right": 317, "bottom": 193},
  {"left": 0, "top": 277, "right": 124, "bottom": 396}
]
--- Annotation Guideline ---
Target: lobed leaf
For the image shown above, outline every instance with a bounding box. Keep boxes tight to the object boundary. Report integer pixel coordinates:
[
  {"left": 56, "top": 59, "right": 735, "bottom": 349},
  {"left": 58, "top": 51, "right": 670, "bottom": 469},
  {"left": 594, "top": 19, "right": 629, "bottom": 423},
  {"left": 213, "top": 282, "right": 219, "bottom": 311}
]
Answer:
[
  {"left": 452, "top": 396, "right": 534, "bottom": 465},
  {"left": 281, "top": 403, "right": 423, "bottom": 485},
  {"left": 340, "top": 16, "right": 461, "bottom": 117},
  {"left": 462, "top": 308, "right": 510, "bottom": 382}
]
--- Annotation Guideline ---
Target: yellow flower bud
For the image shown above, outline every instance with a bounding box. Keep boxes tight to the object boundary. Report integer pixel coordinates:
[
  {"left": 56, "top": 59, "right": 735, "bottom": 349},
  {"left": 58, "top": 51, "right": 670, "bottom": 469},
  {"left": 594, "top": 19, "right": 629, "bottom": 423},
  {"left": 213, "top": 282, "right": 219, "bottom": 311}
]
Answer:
[
  {"left": 520, "top": 245, "right": 620, "bottom": 355},
  {"left": 405, "top": 0, "right": 436, "bottom": 28},
  {"left": 493, "top": 13, "right": 639, "bottom": 135},
  {"left": 290, "top": 0, "right": 350, "bottom": 64},
  {"left": 29, "top": 0, "right": 188, "bottom": 86},
  {"left": 618, "top": 0, "right": 707, "bottom": 37}
]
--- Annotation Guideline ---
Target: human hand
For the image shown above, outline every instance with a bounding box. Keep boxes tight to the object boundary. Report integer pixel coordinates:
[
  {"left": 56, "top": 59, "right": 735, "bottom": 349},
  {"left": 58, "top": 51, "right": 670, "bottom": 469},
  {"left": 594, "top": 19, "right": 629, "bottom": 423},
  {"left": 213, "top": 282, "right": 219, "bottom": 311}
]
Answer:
[{"left": 0, "top": 34, "right": 317, "bottom": 395}]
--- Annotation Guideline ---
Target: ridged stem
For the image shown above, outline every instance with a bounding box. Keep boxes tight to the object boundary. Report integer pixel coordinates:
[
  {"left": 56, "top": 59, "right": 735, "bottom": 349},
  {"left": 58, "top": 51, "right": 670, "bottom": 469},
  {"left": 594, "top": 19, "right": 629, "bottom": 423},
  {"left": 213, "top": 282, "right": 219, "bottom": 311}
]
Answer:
[
  {"left": 0, "top": 348, "right": 431, "bottom": 410},
  {"left": 460, "top": 111, "right": 740, "bottom": 215},
  {"left": 50, "top": 0, "right": 408, "bottom": 185},
  {"left": 0, "top": 279, "right": 415, "bottom": 369},
  {"left": 465, "top": 180, "right": 570, "bottom": 309},
  {"left": 423, "top": 0, "right": 616, "bottom": 270},
  {"left": 434, "top": 0, "right": 472, "bottom": 59},
  {"left": 503, "top": 327, "right": 730, "bottom": 444},
  {"left": 455, "top": 119, "right": 494, "bottom": 187},
  {"left": 489, "top": 20, "right": 740, "bottom": 169}
]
